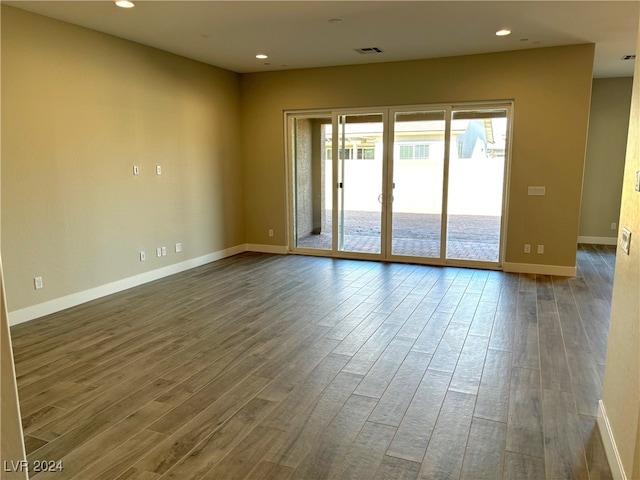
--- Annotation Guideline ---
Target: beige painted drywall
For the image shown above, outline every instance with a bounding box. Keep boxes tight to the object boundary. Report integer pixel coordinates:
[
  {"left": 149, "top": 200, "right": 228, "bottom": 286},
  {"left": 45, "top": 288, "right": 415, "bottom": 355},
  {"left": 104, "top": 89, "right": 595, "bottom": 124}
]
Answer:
[
  {"left": 240, "top": 44, "right": 595, "bottom": 268},
  {"left": 1, "top": 6, "right": 244, "bottom": 312},
  {"left": 601, "top": 14, "right": 640, "bottom": 478},
  {"left": 1, "top": 6, "right": 28, "bottom": 473},
  {"left": 1, "top": 261, "right": 28, "bottom": 480},
  {"left": 580, "top": 77, "right": 632, "bottom": 241}
]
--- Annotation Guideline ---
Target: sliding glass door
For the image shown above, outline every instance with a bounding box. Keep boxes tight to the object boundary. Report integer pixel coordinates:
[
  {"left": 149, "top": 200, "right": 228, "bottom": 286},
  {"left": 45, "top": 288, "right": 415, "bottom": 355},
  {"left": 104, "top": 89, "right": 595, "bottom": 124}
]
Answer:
[
  {"left": 288, "top": 103, "right": 511, "bottom": 268},
  {"left": 389, "top": 110, "right": 447, "bottom": 259},
  {"left": 337, "top": 113, "right": 385, "bottom": 255},
  {"left": 445, "top": 108, "right": 508, "bottom": 263}
]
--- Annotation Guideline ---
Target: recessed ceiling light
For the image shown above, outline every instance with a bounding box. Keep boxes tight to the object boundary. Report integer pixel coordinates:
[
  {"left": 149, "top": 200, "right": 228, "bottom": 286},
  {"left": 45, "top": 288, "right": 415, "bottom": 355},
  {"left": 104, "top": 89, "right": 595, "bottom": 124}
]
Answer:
[
  {"left": 115, "top": 0, "right": 135, "bottom": 8},
  {"left": 496, "top": 29, "right": 512, "bottom": 37},
  {"left": 256, "top": 54, "right": 268, "bottom": 60}
]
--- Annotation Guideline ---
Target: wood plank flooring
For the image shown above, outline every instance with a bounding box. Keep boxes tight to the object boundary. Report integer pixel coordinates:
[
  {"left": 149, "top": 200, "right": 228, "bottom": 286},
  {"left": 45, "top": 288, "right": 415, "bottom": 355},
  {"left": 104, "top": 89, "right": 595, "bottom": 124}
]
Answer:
[{"left": 10, "top": 244, "right": 614, "bottom": 479}]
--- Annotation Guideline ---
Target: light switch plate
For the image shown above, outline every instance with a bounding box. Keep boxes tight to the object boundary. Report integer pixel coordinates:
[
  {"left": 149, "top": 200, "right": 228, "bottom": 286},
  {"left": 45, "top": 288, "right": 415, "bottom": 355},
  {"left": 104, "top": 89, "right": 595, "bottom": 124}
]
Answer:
[
  {"left": 528, "top": 186, "right": 546, "bottom": 196},
  {"left": 635, "top": 171, "right": 640, "bottom": 192},
  {"left": 621, "top": 228, "right": 631, "bottom": 255}
]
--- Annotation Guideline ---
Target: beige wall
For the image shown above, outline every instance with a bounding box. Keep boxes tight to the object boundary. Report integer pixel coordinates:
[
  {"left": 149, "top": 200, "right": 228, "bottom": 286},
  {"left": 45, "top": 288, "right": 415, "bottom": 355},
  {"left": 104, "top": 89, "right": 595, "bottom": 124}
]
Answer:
[
  {"left": 1, "top": 5, "right": 28, "bottom": 472},
  {"left": 241, "top": 44, "right": 595, "bottom": 268},
  {"left": 1, "top": 6, "right": 244, "bottom": 313},
  {"left": 1, "top": 262, "right": 27, "bottom": 480},
  {"left": 601, "top": 14, "right": 640, "bottom": 478},
  {"left": 580, "top": 77, "right": 633, "bottom": 241}
]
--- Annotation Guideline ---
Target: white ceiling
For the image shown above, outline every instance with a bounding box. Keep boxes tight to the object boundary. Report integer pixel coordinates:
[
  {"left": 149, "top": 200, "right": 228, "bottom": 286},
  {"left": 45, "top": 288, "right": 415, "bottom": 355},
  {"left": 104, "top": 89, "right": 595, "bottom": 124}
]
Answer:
[{"left": 5, "top": 1, "right": 639, "bottom": 77}]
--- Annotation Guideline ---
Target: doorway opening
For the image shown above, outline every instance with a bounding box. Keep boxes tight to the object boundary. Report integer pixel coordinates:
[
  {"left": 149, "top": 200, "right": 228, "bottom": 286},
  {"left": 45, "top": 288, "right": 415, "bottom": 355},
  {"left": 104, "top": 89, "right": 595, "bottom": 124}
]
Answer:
[{"left": 287, "top": 103, "right": 512, "bottom": 269}]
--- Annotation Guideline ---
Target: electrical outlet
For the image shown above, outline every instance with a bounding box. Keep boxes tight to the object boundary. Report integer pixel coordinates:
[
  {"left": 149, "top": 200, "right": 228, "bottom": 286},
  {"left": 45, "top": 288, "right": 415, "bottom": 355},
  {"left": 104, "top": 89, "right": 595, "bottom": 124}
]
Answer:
[
  {"left": 140, "top": 251, "right": 146, "bottom": 262},
  {"left": 161, "top": 246, "right": 167, "bottom": 256},
  {"left": 611, "top": 222, "right": 617, "bottom": 230},
  {"left": 268, "top": 229, "right": 274, "bottom": 237},
  {"left": 524, "top": 244, "right": 531, "bottom": 254},
  {"left": 156, "top": 247, "right": 162, "bottom": 257},
  {"left": 175, "top": 242, "right": 182, "bottom": 253},
  {"left": 34, "top": 276, "right": 43, "bottom": 290},
  {"left": 537, "top": 244, "right": 544, "bottom": 254},
  {"left": 156, "top": 165, "right": 162, "bottom": 175}
]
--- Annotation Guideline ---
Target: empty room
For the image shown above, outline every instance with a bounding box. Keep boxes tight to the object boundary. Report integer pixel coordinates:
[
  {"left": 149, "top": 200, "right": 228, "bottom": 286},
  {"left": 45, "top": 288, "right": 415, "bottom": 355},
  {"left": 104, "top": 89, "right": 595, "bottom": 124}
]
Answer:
[{"left": 1, "top": 2, "right": 639, "bottom": 479}]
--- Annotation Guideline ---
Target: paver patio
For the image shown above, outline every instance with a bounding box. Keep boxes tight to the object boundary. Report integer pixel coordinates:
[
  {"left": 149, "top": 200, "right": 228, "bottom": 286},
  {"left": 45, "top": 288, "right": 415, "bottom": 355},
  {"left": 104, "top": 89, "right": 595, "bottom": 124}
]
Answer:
[{"left": 296, "top": 211, "right": 501, "bottom": 262}]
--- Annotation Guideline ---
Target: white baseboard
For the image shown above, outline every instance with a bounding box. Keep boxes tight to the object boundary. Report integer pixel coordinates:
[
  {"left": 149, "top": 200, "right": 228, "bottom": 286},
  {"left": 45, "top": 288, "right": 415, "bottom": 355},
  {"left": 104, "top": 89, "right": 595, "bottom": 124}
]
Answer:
[
  {"left": 8, "top": 244, "right": 247, "bottom": 327},
  {"left": 578, "top": 236, "right": 618, "bottom": 246},
  {"left": 7, "top": 244, "right": 574, "bottom": 325},
  {"left": 502, "top": 262, "right": 576, "bottom": 277},
  {"left": 597, "top": 400, "right": 627, "bottom": 480},
  {"left": 245, "top": 244, "right": 288, "bottom": 255}
]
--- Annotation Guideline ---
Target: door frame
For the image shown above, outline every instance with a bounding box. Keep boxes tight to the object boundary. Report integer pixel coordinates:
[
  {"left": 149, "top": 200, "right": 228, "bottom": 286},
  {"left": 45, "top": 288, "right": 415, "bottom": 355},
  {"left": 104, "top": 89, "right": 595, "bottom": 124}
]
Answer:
[{"left": 284, "top": 101, "right": 514, "bottom": 269}]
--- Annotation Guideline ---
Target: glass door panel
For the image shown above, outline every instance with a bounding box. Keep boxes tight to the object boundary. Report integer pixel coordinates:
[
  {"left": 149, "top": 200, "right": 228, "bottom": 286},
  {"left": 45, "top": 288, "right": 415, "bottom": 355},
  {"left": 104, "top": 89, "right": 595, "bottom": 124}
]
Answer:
[
  {"left": 291, "top": 116, "right": 333, "bottom": 251},
  {"left": 337, "top": 113, "right": 385, "bottom": 254},
  {"left": 390, "top": 110, "right": 446, "bottom": 258},
  {"left": 446, "top": 109, "right": 508, "bottom": 262}
]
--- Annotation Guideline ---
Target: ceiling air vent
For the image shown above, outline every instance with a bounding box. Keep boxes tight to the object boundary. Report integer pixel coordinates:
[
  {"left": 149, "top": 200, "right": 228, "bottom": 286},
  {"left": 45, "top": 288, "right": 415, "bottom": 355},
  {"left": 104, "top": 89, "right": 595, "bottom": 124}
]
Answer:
[
  {"left": 621, "top": 54, "right": 636, "bottom": 60},
  {"left": 354, "top": 47, "right": 384, "bottom": 55}
]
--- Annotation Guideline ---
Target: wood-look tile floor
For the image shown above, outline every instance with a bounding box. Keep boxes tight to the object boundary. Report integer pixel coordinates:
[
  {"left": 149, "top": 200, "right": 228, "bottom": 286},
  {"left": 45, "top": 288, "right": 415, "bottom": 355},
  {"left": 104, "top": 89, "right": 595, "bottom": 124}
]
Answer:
[{"left": 11, "top": 244, "right": 614, "bottom": 480}]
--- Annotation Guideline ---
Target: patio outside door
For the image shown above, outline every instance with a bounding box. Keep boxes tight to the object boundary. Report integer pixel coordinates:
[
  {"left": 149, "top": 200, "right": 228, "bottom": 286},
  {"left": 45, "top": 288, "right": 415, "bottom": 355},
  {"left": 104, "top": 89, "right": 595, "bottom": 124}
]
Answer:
[
  {"left": 288, "top": 103, "right": 510, "bottom": 268},
  {"left": 388, "top": 107, "right": 509, "bottom": 265},
  {"left": 337, "top": 113, "right": 385, "bottom": 255},
  {"left": 445, "top": 108, "right": 508, "bottom": 263},
  {"left": 389, "top": 110, "right": 447, "bottom": 259},
  {"left": 288, "top": 111, "right": 386, "bottom": 258}
]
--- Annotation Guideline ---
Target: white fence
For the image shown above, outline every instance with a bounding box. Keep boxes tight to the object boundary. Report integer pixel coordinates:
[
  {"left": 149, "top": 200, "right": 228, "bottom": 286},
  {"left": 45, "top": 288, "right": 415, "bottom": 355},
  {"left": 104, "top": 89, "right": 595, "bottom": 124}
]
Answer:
[{"left": 329, "top": 157, "right": 505, "bottom": 216}]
